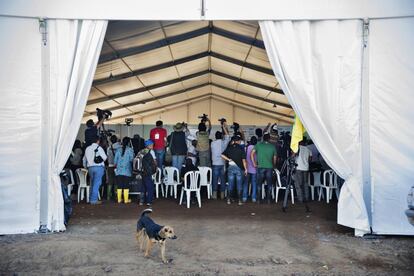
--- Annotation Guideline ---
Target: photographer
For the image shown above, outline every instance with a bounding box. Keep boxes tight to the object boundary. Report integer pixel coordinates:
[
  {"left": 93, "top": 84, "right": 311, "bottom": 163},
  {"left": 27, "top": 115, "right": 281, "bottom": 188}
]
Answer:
[
  {"left": 211, "top": 121, "right": 231, "bottom": 199},
  {"left": 84, "top": 118, "right": 105, "bottom": 148},
  {"left": 196, "top": 115, "right": 212, "bottom": 167},
  {"left": 83, "top": 135, "right": 107, "bottom": 204}
]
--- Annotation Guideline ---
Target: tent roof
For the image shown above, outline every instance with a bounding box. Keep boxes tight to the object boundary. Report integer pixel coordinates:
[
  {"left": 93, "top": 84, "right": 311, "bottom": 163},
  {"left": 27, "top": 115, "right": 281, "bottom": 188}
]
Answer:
[{"left": 83, "top": 20, "right": 294, "bottom": 125}]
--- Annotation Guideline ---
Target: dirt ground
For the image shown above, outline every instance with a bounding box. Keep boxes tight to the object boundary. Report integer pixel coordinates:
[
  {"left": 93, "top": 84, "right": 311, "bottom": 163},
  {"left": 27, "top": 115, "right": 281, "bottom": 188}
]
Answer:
[{"left": 1, "top": 197, "right": 413, "bottom": 276}]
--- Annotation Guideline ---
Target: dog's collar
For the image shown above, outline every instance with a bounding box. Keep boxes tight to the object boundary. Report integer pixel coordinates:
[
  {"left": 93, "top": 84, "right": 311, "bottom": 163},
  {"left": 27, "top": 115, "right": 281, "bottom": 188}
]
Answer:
[{"left": 155, "top": 234, "right": 166, "bottom": 241}]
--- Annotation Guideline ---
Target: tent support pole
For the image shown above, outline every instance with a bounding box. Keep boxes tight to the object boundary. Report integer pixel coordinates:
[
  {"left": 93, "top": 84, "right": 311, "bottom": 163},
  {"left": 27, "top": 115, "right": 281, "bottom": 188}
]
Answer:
[
  {"left": 359, "top": 18, "right": 373, "bottom": 235},
  {"left": 39, "top": 19, "right": 50, "bottom": 233}
]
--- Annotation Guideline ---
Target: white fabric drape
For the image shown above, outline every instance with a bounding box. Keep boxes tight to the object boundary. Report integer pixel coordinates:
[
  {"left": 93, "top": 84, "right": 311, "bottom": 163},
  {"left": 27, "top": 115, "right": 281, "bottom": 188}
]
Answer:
[
  {"left": 369, "top": 17, "right": 414, "bottom": 235},
  {"left": 0, "top": 17, "right": 42, "bottom": 234},
  {"left": 260, "top": 20, "right": 370, "bottom": 232},
  {"left": 45, "top": 19, "right": 107, "bottom": 231}
]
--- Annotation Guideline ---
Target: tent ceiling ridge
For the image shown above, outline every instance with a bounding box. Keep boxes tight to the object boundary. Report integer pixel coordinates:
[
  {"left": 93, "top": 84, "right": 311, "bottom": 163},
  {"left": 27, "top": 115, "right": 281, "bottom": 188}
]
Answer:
[
  {"left": 90, "top": 69, "right": 283, "bottom": 105},
  {"left": 98, "top": 24, "right": 266, "bottom": 64}
]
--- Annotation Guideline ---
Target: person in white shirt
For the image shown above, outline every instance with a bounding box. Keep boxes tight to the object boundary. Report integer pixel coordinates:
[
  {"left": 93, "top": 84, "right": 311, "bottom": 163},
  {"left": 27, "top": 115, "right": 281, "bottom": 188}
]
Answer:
[
  {"left": 294, "top": 140, "right": 312, "bottom": 207},
  {"left": 210, "top": 122, "right": 231, "bottom": 199},
  {"left": 83, "top": 136, "right": 107, "bottom": 204}
]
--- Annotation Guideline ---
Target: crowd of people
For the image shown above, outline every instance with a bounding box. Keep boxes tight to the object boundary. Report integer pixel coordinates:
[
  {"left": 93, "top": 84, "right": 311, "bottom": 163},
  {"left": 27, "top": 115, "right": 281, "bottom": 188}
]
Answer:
[{"left": 65, "top": 115, "right": 331, "bottom": 208}]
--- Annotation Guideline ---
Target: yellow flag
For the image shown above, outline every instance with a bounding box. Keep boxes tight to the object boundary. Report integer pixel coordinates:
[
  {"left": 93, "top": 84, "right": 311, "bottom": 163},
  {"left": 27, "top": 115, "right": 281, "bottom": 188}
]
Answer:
[{"left": 290, "top": 115, "right": 304, "bottom": 153}]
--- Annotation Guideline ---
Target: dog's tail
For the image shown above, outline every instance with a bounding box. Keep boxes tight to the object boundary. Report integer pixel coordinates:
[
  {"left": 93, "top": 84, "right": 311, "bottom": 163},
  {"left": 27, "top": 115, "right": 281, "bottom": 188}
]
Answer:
[{"left": 140, "top": 208, "right": 153, "bottom": 218}]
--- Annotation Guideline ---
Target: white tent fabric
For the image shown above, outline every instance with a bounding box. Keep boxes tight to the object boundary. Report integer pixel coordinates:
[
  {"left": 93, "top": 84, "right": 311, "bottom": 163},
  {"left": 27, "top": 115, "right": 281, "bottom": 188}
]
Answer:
[
  {"left": 43, "top": 19, "right": 107, "bottom": 231},
  {"left": 0, "top": 17, "right": 42, "bottom": 234},
  {"left": 260, "top": 20, "right": 370, "bottom": 232},
  {"left": 369, "top": 17, "right": 414, "bottom": 235}
]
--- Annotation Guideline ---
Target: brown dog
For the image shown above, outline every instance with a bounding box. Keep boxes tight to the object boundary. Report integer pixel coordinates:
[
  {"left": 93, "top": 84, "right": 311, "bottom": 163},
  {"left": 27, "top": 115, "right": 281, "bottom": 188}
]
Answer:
[{"left": 136, "top": 209, "right": 177, "bottom": 263}]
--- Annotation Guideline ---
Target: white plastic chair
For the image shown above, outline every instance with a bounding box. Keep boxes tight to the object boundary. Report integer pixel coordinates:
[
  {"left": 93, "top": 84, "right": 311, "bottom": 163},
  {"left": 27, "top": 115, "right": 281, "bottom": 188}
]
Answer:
[
  {"left": 274, "top": 169, "right": 294, "bottom": 204},
  {"left": 198, "top": 166, "right": 212, "bottom": 199},
  {"left": 179, "top": 171, "right": 201, "bottom": 208},
  {"left": 319, "top": 170, "right": 337, "bottom": 203},
  {"left": 152, "top": 167, "right": 164, "bottom": 198},
  {"left": 163, "top": 166, "right": 181, "bottom": 199},
  {"left": 67, "top": 170, "right": 76, "bottom": 198},
  {"left": 76, "top": 168, "right": 90, "bottom": 203},
  {"left": 308, "top": 171, "right": 323, "bottom": 201}
]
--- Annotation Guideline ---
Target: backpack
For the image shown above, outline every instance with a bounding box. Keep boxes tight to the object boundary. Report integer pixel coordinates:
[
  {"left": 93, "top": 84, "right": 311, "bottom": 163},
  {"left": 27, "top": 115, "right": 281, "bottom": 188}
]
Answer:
[{"left": 133, "top": 150, "right": 156, "bottom": 176}]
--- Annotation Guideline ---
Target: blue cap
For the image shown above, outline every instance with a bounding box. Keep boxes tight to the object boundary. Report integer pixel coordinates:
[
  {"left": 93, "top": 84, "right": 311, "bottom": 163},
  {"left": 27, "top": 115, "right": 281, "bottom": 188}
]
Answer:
[{"left": 144, "top": 139, "right": 154, "bottom": 147}]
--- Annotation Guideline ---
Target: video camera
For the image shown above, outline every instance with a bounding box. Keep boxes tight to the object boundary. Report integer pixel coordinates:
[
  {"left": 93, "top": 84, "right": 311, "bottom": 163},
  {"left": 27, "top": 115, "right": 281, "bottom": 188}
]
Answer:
[
  {"left": 96, "top": 108, "right": 112, "bottom": 121},
  {"left": 198, "top": 113, "right": 208, "bottom": 123},
  {"left": 125, "top": 118, "right": 133, "bottom": 126},
  {"left": 218, "top": 118, "right": 226, "bottom": 125}
]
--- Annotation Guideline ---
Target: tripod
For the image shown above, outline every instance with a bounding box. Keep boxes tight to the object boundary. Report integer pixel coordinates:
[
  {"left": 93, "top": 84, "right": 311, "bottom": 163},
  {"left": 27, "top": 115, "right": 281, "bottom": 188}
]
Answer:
[{"left": 281, "top": 157, "right": 310, "bottom": 212}]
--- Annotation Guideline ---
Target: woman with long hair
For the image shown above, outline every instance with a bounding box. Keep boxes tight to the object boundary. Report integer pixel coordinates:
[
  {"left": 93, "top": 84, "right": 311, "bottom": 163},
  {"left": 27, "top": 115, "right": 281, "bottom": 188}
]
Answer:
[{"left": 114, "top": 137, "right": 134, "bottom": 203}]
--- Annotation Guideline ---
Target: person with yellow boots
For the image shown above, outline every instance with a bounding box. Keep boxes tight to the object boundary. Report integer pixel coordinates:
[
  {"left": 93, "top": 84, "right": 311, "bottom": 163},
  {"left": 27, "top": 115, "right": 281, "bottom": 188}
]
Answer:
[{"left": 114, "top": 137, "right": 134, "bottom": 203}]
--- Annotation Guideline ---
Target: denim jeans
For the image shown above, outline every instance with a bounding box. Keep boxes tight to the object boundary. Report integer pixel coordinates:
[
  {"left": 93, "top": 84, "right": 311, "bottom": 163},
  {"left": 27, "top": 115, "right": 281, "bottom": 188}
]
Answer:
[
  {"left": 257, "top": 168, "right": 273, "bottom": 200},
  {"left": 244, "top": 173, "right": 257, "bottom": 202},
  {"left": 88, "top": 166, "right": 105, "bottom": 203},
  {"left": 227, "top": 165, "right": 243, "bottom": 200},
  {"left": 154, "top": 149, "right": 165, "bottom": 170},
  {"left": 212, "top": 165, "right": 225, "bottom": 192},
  {"left": 172, "top": 155, "right": 186, "bottom": 174},
  {"left": 141, "top": 175, "right": 154, "bottom": 204}
]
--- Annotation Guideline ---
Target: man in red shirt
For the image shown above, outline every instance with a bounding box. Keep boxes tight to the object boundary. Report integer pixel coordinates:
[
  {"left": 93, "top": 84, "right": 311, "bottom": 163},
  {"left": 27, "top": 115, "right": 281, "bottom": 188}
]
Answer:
[{"left": 150, "top": 120, "right": 167, "bottom": 170}]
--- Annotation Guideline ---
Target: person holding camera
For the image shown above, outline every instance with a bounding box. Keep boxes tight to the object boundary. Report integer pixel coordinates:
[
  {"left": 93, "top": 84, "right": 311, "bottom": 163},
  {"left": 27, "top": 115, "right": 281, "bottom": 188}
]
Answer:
[
  {"left": 84, "top": 118, "right": 105, "bottom": 148},
  {"left": 251, "top": 133, "right": 277, "bottom": 203},
  {"left": 83, "top": 135, "right": 107, "bottom": 204},
  {"left": 221, "top": 135, "right": 248, "bottom": 205},
  {"left": 150, "top": 120, "right": 167, "bottom": 170},
  {"left": 211, "top": 121, "right": 231, "bottom": 199},
  {"left": 196, "top": 115, "right": 212, "bottom": 167}
]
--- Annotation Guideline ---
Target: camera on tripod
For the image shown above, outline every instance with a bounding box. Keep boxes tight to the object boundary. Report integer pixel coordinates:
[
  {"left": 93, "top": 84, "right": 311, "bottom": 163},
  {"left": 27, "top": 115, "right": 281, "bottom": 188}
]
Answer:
[
  {"left": 96, "top": 108, "right": 112, "bottom": 121},
  {"left": 125, "top": 118, "right": 133, "bottom": 126},
  {"left": 198, "top": 113, "right": 208, "bottom": 123}
]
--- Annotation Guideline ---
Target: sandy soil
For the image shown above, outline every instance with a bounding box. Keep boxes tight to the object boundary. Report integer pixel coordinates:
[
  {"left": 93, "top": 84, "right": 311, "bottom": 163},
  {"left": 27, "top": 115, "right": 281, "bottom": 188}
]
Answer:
[{"left": 0, "top": 198, "right": 413, "bottom": 276}]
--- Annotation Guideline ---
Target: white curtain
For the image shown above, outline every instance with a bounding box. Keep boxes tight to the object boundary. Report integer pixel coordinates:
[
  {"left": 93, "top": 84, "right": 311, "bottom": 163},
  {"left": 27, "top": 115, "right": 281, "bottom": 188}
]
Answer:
[
  {"left": 45, "top": 20, "right": 107, "bottom": 231},
  {"left": 260, "top": 20, "right": 370, "bottom": 232},
  {"left": 369, "top": 17, "right": 414, "bottom": 235}
]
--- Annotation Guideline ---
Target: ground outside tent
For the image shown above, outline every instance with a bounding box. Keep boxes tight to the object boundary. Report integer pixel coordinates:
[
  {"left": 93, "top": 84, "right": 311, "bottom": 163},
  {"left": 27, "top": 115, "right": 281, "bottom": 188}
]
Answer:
[{"left": 0, "top": 200, "right": 413, "bottom": 275}]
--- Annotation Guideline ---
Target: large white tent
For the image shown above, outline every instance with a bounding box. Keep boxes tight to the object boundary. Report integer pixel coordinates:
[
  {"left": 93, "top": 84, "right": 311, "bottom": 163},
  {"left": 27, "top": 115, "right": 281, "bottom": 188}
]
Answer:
[{"left": 0, "top": 0, "right": 413, "bottom": 236}]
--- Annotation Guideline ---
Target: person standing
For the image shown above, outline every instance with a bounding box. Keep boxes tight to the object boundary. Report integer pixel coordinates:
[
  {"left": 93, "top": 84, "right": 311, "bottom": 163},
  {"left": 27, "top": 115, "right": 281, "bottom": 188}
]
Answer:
[
  {"left": 251, "top": 133, "right": 276, "bottom": 203},
  {"left": 70, "top": 139, "right": 83, "bottom": 175},
  {"left": 114, "top": 137, "right": 134, "bottom": 204},
  {"left": 211, "top": 122, "right": 230, "bottom": 199},
  {"left": 140, "top": 140, "right": 157, "bottom": 206},
  {"left": 84, "top": 118, "right": 104, "bottom": 148},
  {"left": 106, "top": 135, "right": 121, "bottom": 200},
  {"left": 150, "top": 120, "right": 167, "bottom": 170},
  {"left": 295, "top": 140, "right": 312, "bottom": 210},
  {"left": 221, "top": 135, "right": 247, "bottom": 205},
  {"left": 245, "top": 136, "right": 258, "bottom": 203},
  {"left": 83, "top": 136, "right": 107, "bottom": 204},
  {"left": 196, "top": 117, "right": 212, "bottom": 167},
  {"left": 168, "top": 123, "right": 188, "bottom": 174}
]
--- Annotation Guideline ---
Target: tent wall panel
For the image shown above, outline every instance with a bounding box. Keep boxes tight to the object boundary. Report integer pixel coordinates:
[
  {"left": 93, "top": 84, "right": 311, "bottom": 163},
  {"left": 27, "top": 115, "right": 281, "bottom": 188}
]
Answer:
[
  {"left": 369, "top": 17, "right": 414, "bottom": 235},
  {"left": 0, "top": 17, "right": 42, "bottom": 234}
]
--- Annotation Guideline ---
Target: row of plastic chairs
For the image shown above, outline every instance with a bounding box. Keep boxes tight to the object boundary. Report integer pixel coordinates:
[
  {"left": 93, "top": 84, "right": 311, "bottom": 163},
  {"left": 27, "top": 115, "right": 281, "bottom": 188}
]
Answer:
[{"left": 308, "top": 170, "right": 340, "bottom": 203}]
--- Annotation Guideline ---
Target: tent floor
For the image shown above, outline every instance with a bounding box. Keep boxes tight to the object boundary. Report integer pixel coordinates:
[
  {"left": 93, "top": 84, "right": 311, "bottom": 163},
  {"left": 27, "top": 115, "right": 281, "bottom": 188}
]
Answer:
[{"left": 1, "top": 199, "right": 413, "bottom": 275}]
